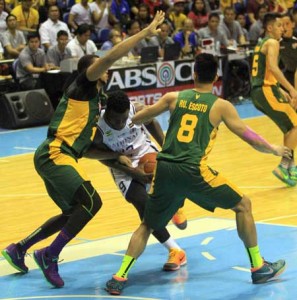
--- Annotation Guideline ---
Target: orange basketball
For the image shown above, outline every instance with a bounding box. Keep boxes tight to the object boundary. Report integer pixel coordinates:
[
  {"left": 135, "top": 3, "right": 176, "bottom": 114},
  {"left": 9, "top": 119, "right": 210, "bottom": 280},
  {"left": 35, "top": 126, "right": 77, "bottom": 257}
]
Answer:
[{"left": 138, "top": 152, "right": 157, "bottom": 173}]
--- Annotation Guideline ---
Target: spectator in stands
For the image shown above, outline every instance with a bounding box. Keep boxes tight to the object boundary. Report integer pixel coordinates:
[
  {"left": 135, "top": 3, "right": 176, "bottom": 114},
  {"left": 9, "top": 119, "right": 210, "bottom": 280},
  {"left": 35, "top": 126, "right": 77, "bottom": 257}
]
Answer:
[
  {"left": 68, "top": 0, "right": 92, "bottom": 33},
  {"left": 143, "top": 0, "right": 162, "bottom": 18},
  {"left": 268, "top": 0, "right": 288, "bottom": 14},
  {"left": 38, "top": 0, "right": 63, "bottom": 24},
  {"left": 136, "top": 3, "right": 152, "bottom": 30},
  {"left": 46, "top": 29, "right": 71, "bottom": 67},
  {"left": 90, "top": 0, "right": 110, "bottom": 35},
  {"left": 0, "top": 38, "right": 4, "bottom": 59},
  {"left": 150, "top": 21, "right": 174, "bottom": 58},
  {"left": 220, "top": 6, "right": 246, "bottom": 46},
  {"left": 66, "top": 23, "right": 97, "bottom": 58},
  {"left": 236, "top": 12, "right": 250, "bottom": 43},
  {"left": 208, "top": 0, "right": 220, "bottom": 12},
  {"left": 197, "top": 12, "right": 229, "bottom": 48},
  {"left": 11, "top": 0, "right": 39, "bottom": 34},
  {"left": 16, "top": 32, "right": 53, "bottom": 90},
  {"left": 100, "top": 28, "right": 122, "bottom": 50},
  {"left": 39, "top": 5, "right": 72, "bottom": 51},
  {"left": 173, "top": 18, "right": 198, "bottom": 57},
  {"left": 249, "top": 4, "right": 268, "bottom": 44},
  {"left": 1, "top": 13, "right": 26, "bottom": 58},
  {"left": 108, "top": 0, "right": 130, "bottom": 27},
  {"left": 247, "top": 0, "right": 269, "bottom": 24},
  {"left": 292, "top": 7, "right": 297, "bottom": 37},
  {"left": 127, "top": 0, "right": 141, "bottom": 18},
  {"left": 169, "top": 0, "right": 187, "bottom": 33},
  {"left": 0, "top": 0, "right": 8, "bottom": 33},
  {"left": 187, "top": 0, "right": 208, "bottom": 30}
]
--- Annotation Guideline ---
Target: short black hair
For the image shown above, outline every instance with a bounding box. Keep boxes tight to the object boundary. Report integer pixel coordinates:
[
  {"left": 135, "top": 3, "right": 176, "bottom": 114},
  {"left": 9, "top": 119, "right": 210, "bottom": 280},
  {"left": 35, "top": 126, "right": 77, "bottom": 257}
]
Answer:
[
  {"left": 27, "top": 32, "right": 40, "bottom": 41},
  {"left": 194, "top": 53, "right": 218, "bottom": 83},
  {"left": 77, "top": 54, "right": 98, "bottom": 73},
  {"left": 6, "top": 13, "right": 17, "bottom": 22},
  {"left": 263, "top": 12, "right": 281, "bottom": 30},
  {"left": 106, "top": 90, "right": 130, "bottom": 114},
  {"left": 57, "top": 30, "right": 69, "bottom": 38},
  {"left": 76, "top": 23, "right": 91, "bottom": 35}
]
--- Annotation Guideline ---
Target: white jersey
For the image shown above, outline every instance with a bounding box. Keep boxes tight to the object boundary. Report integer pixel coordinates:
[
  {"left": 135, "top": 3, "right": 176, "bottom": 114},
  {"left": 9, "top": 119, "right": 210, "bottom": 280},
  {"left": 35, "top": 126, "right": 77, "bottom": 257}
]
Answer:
[{"left": 97, "top": 103, "right": 158, "bottom": 196}]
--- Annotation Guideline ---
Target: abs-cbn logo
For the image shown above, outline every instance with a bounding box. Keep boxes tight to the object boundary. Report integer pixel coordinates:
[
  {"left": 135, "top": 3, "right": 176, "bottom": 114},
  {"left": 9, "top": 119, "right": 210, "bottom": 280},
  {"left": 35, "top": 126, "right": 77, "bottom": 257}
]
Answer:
[{"left": 106, "top": 61, "right": 196, "bottom": 91}]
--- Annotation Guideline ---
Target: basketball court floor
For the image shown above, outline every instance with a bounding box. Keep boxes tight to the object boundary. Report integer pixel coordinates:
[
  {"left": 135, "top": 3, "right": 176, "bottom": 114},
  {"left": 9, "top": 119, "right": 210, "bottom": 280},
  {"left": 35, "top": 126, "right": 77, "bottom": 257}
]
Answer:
[{"left": 1, "top": 102, "right": 297, "bottom": 300}]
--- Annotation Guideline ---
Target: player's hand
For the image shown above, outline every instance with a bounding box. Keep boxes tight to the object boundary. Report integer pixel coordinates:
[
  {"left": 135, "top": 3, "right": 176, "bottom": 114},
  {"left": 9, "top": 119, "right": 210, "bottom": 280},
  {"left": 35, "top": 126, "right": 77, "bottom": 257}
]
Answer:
[
  {"left": 271, "top": 145, "right": 292, "bottom": 158},
  {"left": 144, "top": 11, "right": 165, "bottom": 36},
  {"left": 288, "top": 88, "right": 297, "bottom": 109},
  {"left": 118, "top": 155, "right": 132, "bottom": 167}
]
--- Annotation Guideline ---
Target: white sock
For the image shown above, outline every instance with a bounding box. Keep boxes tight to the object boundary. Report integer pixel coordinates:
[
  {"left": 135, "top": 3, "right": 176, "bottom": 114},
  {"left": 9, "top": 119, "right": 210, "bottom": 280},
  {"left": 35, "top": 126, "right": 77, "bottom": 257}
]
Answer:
[{"left": 162, "top": 237, "right": 181, "bottom": 251}]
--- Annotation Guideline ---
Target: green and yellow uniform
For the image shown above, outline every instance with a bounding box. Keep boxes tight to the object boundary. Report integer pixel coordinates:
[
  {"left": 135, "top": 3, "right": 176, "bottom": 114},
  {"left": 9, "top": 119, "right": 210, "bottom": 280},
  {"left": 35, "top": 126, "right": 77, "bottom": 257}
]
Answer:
[
  {"left": 251, "top": 37, "right": 297, "bottom": 133},
  {"left": 34, "top": 72, "right": 99, "bottom": 211},
  {"left": 144, "top": 89, "right": 243, "bottom": 231}
]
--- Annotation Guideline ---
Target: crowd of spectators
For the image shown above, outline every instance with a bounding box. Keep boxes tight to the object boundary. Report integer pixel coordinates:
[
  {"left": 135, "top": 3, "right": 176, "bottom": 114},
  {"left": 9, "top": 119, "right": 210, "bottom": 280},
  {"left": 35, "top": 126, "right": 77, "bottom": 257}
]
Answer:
[{"left": 1, "top": 0, "right": 297, "bottom": 92}]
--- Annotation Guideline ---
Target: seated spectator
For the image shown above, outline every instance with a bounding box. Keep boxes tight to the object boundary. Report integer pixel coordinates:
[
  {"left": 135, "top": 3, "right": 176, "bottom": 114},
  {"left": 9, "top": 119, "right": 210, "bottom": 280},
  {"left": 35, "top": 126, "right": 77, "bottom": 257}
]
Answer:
[
  {"left": 39, "top": 5, "right": 72, "bottom": 51},
  {"left": 136, "top": 3, "right": 152, "bottom": 29},
  {"left": 169, "top": 0, "right": 187, "bottom": 33},
  {"left": 197, "top": 12, "right": 229, "bottom": 48},
  {"left": 247, "top": 0, "right": 269, "bottom": 24},
  {"left": 143, "top": 0, "right": 162, "bottom": 18},
  {"left": 100, "top": 28, "right": 122, "bottom": 50},
  {"left": 108, "top": 0, "right": 130, "bottom": 27},
  {"left": 187, "top": 0, "right": 209, "bottom": 30},
  {"left": 0, "top": 0, "right": 8, "bottom": 34},
  {"left": 16, "top": 32, "right": 53, "bottom": 90},
  {"left": 46, "top": 29, "right": 71, "bottom": 66},
  {"left": 0, "top": 38, "right": 4, "bottom": 59},
  {"left": 268, "top": 0, "right": 288, "bottom": 14},
  {"left": 208, "top": 0, "right": 220, "bottom": 12},
  {"left": 68, "top": 0, "right": 92, "bottom": 33},
  {"left": 66, "top": 23, "right": 97, "bottom": 58},
  {"left": 236, "top": 13, "right": 250, "bottom": 43},
  {"left": 38, "top": 0, "right": 63, "bottom": 24},
  {"left": 220, "top": 6, "right": 246, "bottom": 46},
  {"left": 173, "top": 18, "right": 199, "bottom": 57},
  {"left": 150, "top": 21, "right": 174, "bottom": 58},
  {"left": 11, "top": 0, "right": 39, "bottom": 34},
  {"left": 249, "top": 4, "right": 268, "bottom": 44},
  {"left": 90, "top": 0, "right": 110, "bottom": 35},
  {"left": 1, "top": 13, "right": 26, "bottom": 58}
]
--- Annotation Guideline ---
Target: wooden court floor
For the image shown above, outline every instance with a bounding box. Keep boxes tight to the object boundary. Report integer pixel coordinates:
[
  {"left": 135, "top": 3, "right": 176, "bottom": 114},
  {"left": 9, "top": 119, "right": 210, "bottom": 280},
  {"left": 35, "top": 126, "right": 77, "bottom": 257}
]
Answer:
[{"left": 1, "top": 115, "right": 297, "bottom": 254}]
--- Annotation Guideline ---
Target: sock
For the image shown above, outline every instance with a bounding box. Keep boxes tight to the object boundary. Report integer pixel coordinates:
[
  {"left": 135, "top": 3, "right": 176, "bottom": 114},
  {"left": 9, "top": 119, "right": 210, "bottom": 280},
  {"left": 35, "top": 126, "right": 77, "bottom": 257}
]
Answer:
[
  {"left": 162, "top": 237, "right": 181, "bottom": 251},
  {"left": 47, "top": 228, "right": 74, "bottom": 258},
  {"left": 246, "top": 245, "right": 263, "bottom": 270},
  {"left": 115, "top": 255, "right": 136, "bottom": 279},
  {"left": 19, "top": 227, "right": 45, "bottom": 252}
]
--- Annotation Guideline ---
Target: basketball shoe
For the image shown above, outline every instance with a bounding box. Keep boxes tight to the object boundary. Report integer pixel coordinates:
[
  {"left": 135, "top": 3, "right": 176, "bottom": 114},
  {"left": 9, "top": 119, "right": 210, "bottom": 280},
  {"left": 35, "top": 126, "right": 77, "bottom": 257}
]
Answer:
[
  {"left": 172, "top": 208, "right": 187, "bottom": 230},
  {"left": 163, "top": 248, "right": 187, "bottom": 271},
  {"left": 1, "top": 243, "right": 28, "bottom": 273},
  {"left": 289, "top": 166, "right": 297, "bottom": 181},
  {"left": 33, "top": 248, "right": 64, "bottom": 288},
  {"left": 106, "top": 275, "right": 127, "bottom": 295},
  {"left": 251, "top": 259, "right": 286, "bottom": 284},
  {"left": 272, "top": 165, "right": 296, "bottom": 187}
]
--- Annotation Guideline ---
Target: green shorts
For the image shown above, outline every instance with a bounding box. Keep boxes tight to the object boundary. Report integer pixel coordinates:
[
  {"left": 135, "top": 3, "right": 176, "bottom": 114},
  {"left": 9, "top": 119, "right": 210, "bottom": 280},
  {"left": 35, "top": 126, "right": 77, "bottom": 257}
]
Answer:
[
  {"left": 251, "top": 85, "right": 297, "bottom": 134},
  {"left": 144, "top": 160, "right": 243, "bottom": 231},
  {"left": 34, "top": 140, "right": 90, "bottom": 212}
]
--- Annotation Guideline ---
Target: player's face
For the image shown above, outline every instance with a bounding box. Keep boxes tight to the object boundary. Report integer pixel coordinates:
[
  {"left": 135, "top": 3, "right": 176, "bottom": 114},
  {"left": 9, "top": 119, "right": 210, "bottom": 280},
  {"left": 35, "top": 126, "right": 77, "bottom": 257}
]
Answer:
[
  {"left": 271, "top": 18, "right": 284, "bottom": 40},
  {"left": 282, "top": 16, "right": 294, "bottom": 38},
  {"left": 105, "top": 109, "right": 129, "bottom": 130}
]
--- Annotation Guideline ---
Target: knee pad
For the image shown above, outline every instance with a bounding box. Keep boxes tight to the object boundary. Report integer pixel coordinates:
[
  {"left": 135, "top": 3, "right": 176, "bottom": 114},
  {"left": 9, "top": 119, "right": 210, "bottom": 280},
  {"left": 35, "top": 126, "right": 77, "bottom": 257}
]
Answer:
[{"left": 74, "top": 181, "right": 102, "bottom": 216}]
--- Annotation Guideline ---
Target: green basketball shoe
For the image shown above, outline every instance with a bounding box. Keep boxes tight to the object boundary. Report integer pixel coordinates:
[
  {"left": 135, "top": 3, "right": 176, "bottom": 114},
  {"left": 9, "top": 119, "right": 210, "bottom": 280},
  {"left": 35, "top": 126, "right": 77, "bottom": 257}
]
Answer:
[{"left": 272, "top": 165, "right": 296, "bottom": 187}]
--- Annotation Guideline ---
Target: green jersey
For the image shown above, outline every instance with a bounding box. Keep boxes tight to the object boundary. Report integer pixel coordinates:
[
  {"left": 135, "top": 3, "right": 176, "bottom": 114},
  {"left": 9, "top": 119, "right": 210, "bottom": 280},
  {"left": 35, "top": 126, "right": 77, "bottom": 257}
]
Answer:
[
  {"left": 158, "top": 89, "right": 218, "bottom": 166},
  {"left": 251, "top": 37, "right": 278, "bottom": 87}
]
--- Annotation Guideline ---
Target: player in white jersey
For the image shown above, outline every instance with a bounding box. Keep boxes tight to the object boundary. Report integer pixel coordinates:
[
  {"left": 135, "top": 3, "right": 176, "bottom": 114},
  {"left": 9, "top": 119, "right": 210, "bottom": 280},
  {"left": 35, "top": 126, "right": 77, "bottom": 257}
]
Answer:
[{"left": 95, "top": 90, "right": 187, "bottom": 271}]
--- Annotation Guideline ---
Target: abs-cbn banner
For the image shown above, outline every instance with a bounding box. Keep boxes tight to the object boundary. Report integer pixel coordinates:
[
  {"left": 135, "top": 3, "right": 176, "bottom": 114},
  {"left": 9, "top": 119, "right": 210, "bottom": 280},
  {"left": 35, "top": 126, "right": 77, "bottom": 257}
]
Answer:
[{"left": 106, "top": 59, "right": 223, "bottom": 94}]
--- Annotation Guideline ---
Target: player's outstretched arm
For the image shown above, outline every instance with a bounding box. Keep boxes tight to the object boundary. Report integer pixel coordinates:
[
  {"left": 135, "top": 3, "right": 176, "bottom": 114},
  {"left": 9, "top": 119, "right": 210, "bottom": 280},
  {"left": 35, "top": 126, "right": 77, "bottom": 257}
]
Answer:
[
  {"left": 86, "top": 11, "right": 165, "bottom": 81},
  {"left": 220, "top": 100, "right": 292, "bottom": 158}
]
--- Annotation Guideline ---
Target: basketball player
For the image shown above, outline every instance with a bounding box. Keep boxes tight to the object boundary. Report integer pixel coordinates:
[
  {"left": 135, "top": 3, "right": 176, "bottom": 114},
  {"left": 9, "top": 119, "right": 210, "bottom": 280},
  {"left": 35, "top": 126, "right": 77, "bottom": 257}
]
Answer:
[
  {"left": 105, "top": 53, "right": 290, "bottom": 295},
  {"left": 1, "top": 11, "right": 165, "bottom": 288},
  {"left": 251, "top": 12, "right": 297, "bottom": 186},
  {"left": 93, "top": 90, "right": 187, "bottom": 271}
]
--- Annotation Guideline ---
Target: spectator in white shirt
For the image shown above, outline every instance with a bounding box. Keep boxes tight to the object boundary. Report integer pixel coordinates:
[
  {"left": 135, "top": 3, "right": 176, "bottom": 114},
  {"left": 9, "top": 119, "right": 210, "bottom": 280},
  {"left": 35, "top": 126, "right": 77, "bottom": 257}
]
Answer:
[
  {"left": 0, "top": 0, "right": 8, "bottom": 34},
  {"left": 68, "top": 0, "right": 92, "bottom": 33},
  {"left": 90, "top": 0, "right": 110, "bottom": 34},
  {"left": 66, "top": 23, "right": 97, "bottom": 58},
  {"left": 39, "top": 5, "right": 72, "bottom": 51}
]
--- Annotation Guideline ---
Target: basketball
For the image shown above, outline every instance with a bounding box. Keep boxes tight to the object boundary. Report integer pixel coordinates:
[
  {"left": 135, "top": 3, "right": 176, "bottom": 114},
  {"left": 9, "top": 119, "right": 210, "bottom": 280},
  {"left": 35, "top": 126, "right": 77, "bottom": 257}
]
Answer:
[{"left": 138, "top": 152, "right": 157, "bottom": 174}]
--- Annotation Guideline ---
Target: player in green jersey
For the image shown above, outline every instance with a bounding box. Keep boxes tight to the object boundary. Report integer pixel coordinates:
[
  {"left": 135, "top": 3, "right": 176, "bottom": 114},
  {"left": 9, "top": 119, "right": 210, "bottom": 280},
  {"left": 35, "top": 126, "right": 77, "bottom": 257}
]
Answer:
[
  {"left": 251, "top": 12, "right": 297, "bottom": 186},
  {"left": 1, "top": 11, "right": 165, "bottom": 288},
  {"left": 105, "top": 53, "right": 291, "bottom": 295}
]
